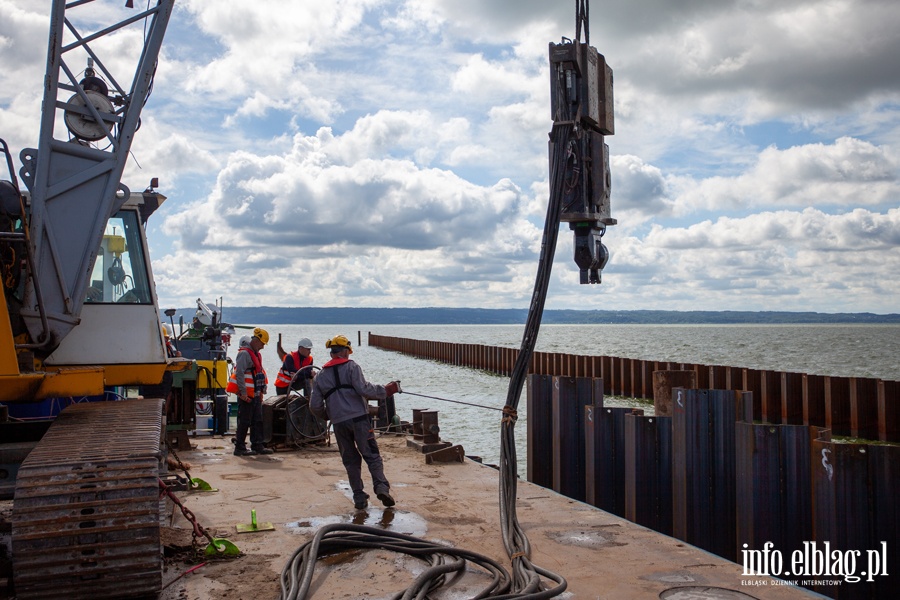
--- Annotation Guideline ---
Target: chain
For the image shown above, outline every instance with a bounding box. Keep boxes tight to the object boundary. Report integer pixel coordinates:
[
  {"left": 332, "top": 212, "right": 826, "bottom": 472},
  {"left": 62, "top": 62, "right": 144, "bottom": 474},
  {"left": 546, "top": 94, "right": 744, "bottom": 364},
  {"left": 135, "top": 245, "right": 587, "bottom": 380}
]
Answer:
[
  {"left": 158, "top": 478, "right": 231, "bottom": 558},
  {"left": 1, "top": 245, "right": 16, "bottom": 290},
  {"left": 165, "top": 437, "right": 200, "bottom": 490}
]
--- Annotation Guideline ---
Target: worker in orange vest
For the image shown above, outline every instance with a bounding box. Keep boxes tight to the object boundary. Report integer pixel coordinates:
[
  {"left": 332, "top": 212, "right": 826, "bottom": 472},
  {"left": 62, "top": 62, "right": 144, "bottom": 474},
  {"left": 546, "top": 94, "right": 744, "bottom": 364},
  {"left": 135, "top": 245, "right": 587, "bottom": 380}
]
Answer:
[
  {"left": 274, "top": 337, "right": 314, "bottom": 396},
  {"left": 226, "top": 328, "right": 271, "bottom": 456}
]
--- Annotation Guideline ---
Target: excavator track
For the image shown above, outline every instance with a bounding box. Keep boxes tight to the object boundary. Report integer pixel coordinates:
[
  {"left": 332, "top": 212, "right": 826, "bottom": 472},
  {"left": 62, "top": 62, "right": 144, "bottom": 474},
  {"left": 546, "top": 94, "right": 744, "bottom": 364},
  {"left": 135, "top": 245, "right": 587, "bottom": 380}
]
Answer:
[{"left": 11, "top": 399, "right": 165, "bottom": 599}]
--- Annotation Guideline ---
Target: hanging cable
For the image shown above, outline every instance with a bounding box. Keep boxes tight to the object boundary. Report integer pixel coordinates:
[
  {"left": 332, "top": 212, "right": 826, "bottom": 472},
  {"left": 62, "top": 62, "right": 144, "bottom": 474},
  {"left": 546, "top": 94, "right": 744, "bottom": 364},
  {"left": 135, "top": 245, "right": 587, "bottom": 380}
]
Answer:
[
  {"left": 575, "top": 0, "right": 589, "bottom": 44},
  {"left": 496, "top": 118, "right": 571, "bottom": 599}
]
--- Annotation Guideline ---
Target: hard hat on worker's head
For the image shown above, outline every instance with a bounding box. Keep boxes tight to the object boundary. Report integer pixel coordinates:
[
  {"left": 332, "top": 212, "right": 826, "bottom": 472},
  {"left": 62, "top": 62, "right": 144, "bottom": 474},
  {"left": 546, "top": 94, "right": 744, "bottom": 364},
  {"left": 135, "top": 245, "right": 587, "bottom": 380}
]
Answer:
[
  {"left": 239, "top": 335, "right": 252, "bottom": 348},
  {"left": 297, "top": 337, "right": 313, "bottom": 349},
  {"left": 160, "top": 323, "right": 171, "bottom": 338},
  {"left": 325, "top": 334, "right": 353, "bottom": 354},
  {"left": 252, "top": 327, "right": 269, "bottom": 345}
]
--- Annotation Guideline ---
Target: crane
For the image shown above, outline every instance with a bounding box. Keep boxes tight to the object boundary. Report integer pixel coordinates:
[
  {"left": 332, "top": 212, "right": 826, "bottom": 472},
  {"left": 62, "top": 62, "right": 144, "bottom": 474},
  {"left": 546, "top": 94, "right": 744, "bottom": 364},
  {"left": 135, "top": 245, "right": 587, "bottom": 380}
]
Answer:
[{"left": 1, "top": 1, "right": 176, "bottom": 597}]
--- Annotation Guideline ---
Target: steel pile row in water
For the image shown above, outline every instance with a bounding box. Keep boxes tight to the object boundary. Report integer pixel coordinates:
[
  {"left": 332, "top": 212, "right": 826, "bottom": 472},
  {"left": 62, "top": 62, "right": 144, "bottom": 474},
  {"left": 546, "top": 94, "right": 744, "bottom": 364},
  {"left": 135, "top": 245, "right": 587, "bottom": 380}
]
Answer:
[
  {"left": 367, "top": 333, "right": 900, "bottom": 443},
  {"left": 528, "top": 380, "right": 898, "bottom": 600},
  {"left": 369, "top": 333, "right": 898, "bottom": 600}
]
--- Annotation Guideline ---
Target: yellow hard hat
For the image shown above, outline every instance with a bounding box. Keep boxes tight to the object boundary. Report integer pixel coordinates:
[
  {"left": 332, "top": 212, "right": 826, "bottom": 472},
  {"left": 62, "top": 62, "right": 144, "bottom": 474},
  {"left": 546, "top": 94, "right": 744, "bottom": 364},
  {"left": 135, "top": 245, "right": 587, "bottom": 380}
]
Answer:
[
  {"left": 160, "top": 323, "right": 171, "bottom": 338},
  {"left": 325, "top": 334, "right": 353, "bottom": 354},
  {"left": 252, "top": 327, "right": 270, "bottom": 345}
]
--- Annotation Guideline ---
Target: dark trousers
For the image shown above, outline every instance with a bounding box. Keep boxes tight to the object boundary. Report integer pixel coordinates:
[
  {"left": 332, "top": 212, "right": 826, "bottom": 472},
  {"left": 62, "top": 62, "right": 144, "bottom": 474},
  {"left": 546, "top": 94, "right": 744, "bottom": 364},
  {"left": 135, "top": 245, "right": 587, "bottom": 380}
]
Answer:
[
  {"left": 333, "top": 415, "right": 389, "bottom": 502},
  {"left": 235, "top": 395, "right": 263, "bottom": 450}
]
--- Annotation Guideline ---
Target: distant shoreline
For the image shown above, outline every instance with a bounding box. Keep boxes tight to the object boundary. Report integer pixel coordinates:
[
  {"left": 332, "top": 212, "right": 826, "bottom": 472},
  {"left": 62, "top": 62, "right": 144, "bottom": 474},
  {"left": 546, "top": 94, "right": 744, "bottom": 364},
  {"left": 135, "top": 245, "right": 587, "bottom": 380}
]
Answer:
[{"left": 163, "top": 306, "right": 900, "bottom": 326}]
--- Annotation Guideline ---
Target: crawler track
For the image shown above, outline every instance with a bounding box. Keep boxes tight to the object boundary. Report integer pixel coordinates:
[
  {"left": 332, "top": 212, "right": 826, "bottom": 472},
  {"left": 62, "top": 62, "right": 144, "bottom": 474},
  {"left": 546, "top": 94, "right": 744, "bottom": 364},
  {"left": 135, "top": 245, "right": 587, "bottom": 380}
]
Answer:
[{"left": 11, "top": 400, "right": 164, "bottom": 599}]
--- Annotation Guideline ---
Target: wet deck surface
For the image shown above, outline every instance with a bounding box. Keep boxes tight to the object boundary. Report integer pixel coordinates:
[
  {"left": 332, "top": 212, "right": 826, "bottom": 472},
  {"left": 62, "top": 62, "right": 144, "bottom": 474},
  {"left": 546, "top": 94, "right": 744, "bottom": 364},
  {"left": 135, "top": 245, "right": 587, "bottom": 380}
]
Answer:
[{"left": 160, "top": 433, "right": 821, "bottom": 599}]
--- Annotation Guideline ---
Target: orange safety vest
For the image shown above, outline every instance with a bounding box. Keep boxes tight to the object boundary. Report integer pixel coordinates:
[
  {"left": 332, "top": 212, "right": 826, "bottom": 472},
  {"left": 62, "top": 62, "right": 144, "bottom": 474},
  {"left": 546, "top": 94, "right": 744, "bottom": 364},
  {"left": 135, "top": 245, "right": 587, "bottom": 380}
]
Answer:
[
  {"left": 226, "top": 347, "right": 268, "bottom": 395},
  {"left": 275, "top": 351, "right": 313, "bottom": 388}
]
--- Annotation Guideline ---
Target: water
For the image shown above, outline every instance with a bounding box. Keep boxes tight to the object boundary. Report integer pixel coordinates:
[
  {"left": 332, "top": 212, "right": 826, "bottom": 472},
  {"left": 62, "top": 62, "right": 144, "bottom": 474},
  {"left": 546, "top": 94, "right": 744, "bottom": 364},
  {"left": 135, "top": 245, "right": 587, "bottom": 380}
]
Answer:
[{"left": 237, "top": 324, "right": 900, "bottom": 473}]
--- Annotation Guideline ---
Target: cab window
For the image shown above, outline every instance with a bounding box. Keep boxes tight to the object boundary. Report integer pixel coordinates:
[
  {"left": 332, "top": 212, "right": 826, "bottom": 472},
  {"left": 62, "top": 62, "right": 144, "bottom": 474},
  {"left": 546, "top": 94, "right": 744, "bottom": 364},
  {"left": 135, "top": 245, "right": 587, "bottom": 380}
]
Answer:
[{"left": 85, "top": 209, "right": 152, "bottom": 304}]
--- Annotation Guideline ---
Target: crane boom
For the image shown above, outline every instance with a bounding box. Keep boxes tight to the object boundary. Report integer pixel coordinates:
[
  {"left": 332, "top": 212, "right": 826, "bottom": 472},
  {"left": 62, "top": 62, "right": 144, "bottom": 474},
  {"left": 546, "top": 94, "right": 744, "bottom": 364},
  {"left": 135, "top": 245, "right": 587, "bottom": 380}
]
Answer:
[{"left": 18, "top": 0, "right": 174, "bottom": 351}]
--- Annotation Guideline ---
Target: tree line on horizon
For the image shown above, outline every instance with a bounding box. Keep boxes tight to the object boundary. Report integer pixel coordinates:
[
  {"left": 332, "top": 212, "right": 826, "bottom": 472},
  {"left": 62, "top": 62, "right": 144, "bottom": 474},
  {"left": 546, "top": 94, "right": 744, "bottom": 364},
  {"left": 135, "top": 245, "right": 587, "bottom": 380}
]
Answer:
[{"left": 164, "top": 306, "right": 900, "bottom": 326}]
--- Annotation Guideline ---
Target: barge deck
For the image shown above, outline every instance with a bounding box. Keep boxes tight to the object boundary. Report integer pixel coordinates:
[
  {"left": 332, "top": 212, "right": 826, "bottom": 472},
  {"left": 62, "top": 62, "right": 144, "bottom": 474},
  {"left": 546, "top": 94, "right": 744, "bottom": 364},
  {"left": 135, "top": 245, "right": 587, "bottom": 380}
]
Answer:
[{"left": 159, "top": 434, "right": 821, "bottom": 599}]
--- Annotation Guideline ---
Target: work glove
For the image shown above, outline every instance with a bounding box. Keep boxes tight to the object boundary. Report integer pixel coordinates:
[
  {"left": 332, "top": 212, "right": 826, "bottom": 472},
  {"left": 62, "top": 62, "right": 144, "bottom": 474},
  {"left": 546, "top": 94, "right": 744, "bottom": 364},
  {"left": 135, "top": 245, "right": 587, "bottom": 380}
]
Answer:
[{"left": 384, "top": 381, "right": 401, "bottom": 396}]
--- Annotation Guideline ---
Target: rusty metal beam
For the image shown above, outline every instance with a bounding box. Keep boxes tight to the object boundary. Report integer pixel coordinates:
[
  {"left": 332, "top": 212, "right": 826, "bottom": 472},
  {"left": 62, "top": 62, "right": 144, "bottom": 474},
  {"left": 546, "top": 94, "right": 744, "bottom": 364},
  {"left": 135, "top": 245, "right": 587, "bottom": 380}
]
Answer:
[
  {"left": 526, "top": 374, "right": 554, "bottom": 488},
  {"left": 585, "top": 405, "right": 629, "bottom": 516},
  {"left": 624, "top": 413, "right": 672, "bottom": 536},
  {"left": 672, "top": 388, "right": 739, "bottom": 562},
  {"left": 551, "top": 376, "right": 594, "bottom": 502},
  {"left": 735, "top": 423, "right": 812, "bottom": 566}
]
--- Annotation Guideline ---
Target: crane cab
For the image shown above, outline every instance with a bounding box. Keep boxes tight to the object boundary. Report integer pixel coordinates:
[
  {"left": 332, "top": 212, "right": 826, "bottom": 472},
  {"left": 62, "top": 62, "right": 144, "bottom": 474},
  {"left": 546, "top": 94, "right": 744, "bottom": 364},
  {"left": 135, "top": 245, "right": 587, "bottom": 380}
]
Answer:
[
  {"left": 1, "top": 190, "right": 170, "bottom": 403},
  {"left": 41, "top": 191, "right": 169, "bottom": 386}
]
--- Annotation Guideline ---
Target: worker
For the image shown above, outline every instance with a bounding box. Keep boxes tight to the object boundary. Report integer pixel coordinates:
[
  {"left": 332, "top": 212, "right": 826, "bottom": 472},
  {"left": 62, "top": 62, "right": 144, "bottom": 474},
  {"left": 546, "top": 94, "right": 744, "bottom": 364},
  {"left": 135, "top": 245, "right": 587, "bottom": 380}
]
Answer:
[
  {"left": 226, "top": 327, "right": 272, "bottom": 456},
  {"left": 274, "top": 337, "right": 314, "bottom": 396},
  {"left": 162, "top": 323, "right": 181, "bottom": 358},
  {"left": 310, "top": 334, "right": 400, "bottom": 510}
]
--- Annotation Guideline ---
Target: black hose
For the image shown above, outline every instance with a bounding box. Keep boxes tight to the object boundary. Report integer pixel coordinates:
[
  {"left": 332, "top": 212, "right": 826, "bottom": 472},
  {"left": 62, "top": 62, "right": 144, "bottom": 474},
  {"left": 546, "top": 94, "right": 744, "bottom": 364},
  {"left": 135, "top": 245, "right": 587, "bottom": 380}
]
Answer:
[
  {"left": 278, "top": 524, "right": 512, "bottom": 600},
  {"left": 495, "top": 119, "right": 571, "bottom": 598}
]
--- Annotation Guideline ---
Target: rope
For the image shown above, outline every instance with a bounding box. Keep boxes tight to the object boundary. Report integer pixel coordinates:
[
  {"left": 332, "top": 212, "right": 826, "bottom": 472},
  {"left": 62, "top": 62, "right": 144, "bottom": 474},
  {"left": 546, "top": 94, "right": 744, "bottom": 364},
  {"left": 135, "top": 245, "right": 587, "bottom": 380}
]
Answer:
[
  {"left": 402, "top": 390, "right": 504, "bottom": 412},
  {"left": 161, "top": 562, "right": 206, "bottom": 591}
]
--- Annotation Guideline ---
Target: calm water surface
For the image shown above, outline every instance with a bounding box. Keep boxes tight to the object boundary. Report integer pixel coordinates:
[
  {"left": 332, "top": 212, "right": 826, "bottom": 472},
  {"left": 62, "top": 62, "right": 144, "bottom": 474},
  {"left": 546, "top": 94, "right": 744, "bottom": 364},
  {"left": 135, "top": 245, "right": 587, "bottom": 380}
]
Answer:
[{"left": 236, "top": 324, "right": 900, "bottom": 473}]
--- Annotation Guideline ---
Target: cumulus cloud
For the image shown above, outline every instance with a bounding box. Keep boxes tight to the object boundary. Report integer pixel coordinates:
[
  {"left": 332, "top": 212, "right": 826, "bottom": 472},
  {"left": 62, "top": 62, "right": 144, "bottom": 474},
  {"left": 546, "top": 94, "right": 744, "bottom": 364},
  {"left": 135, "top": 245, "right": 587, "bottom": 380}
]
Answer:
[
  {"left": 596, "top": 207, "right": 900, "bottom": 312},
  {"left": 610, "top": 155, "right": 676, "bottom": 226},
  {"left": 3, "top": 0, "right": 899, "bottom": 314},
  {"left": 675, "top": 137, "right": 900, "bottom": 212},
  {"left": 171, "top": 127, "right": 527, "bottom": 253},
  {"left": 160, "top": 118, "right": 540, "bottom": 307}
]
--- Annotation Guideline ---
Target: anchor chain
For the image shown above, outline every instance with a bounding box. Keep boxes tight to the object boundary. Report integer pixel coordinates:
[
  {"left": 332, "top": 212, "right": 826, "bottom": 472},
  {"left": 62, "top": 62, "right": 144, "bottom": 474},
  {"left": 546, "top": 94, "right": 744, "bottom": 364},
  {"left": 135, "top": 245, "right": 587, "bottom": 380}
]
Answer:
[
  {"left": 158, "top": 478, "right": 232, "bottom": 557},
  {"left": 165, "top": 437, "right": 201, "bottom": 490}
]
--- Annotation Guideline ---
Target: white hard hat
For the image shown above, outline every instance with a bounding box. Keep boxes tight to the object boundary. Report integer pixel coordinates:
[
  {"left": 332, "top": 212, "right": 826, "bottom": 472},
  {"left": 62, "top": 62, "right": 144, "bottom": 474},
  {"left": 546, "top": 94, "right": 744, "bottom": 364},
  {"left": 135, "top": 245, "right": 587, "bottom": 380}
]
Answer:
[
  {"left": 298, "top": 337, "right": 313, "bottom": 349},
  {"left": 239, "top": 335, "right": 252, "bottom": 348}
]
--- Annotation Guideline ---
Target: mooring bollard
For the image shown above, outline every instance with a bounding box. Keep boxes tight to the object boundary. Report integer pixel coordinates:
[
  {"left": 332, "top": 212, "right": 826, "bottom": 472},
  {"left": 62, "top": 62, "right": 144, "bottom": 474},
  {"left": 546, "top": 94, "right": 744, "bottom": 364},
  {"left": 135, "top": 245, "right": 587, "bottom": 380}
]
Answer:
[
  {"left": 407, "top": 409, "right": 451, "bottom": 454},
  {"left": 411, "top": 408, "right": 427, "bottom": 441},
  {"left": 421, "top": 410, "right": 440, "bottom": 444}
]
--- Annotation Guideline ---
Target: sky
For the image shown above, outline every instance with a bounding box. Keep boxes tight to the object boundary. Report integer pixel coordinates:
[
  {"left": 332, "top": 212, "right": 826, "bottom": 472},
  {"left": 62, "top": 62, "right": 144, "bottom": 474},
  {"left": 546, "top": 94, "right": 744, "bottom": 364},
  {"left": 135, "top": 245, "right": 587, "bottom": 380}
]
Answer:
[{"left": 2, "top": 0, "right": 899, "bottom": 314}]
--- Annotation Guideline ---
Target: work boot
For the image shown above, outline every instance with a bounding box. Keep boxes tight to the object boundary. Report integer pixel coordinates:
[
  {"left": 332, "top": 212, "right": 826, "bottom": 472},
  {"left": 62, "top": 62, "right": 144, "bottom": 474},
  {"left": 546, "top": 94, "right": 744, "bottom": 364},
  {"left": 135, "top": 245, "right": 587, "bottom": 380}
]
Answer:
[
  {"left": 353, "top": 492, "right": 369, "bottom": 510},
  {"left": 376, "top": 490, "right": 395, "bottom": 507},
  {"left": 234, "top": 447, "right": 257, "bottom": 456},
  {"left": 253, "top": 446, "right": 274, "bottom": 455}
]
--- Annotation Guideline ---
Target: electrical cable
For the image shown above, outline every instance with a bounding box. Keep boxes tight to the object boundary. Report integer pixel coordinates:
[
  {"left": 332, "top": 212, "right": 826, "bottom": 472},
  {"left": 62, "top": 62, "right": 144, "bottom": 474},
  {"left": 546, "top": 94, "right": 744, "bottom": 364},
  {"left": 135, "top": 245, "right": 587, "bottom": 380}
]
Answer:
[
  {"left": 283, "top": 366, "right": 328, "bottom": 441},
  {"left": 495, "top": 118, "right": 571, "bottom": 598},
  {"left": 278, "top": 524, "right": 511, "bottom": 600}
]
